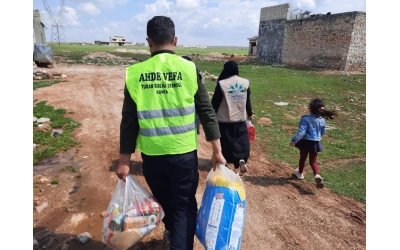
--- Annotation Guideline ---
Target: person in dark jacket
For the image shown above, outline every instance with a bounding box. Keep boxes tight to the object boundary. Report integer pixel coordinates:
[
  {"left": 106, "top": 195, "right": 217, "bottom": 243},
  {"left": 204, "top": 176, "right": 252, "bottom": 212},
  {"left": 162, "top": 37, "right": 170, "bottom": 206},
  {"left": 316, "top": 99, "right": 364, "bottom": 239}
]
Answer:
[
  {"left": 116, "top": 16, "right": 226, "bottom": 250},
  {"left": 211, "top": 60, "right": 254, "bottom": 174}
]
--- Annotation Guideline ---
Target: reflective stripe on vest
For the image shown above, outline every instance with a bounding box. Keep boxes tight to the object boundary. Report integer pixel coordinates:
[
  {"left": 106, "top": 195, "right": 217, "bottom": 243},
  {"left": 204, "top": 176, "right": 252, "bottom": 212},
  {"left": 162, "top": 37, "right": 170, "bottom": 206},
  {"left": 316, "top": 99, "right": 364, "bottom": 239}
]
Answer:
[
  {"left": 137, "top": 105, "right": 195, "bottom": 119},
  {"left": 140, "top": 121, "right": 196, "bottom": 136},
  {"left": 126, "top": 53, "right": 198, "bottom": 155}
]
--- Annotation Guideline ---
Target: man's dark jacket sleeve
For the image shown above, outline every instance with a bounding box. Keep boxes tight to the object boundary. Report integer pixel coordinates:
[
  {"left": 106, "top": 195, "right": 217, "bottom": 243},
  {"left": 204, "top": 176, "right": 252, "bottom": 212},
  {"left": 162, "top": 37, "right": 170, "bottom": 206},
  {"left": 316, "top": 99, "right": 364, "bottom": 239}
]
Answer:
[
  {"left": 194, "top": 68, "right": 221, "bottom": 141},
  {"left": 119, "top": 84, "right": 139, "bottom": 154}
]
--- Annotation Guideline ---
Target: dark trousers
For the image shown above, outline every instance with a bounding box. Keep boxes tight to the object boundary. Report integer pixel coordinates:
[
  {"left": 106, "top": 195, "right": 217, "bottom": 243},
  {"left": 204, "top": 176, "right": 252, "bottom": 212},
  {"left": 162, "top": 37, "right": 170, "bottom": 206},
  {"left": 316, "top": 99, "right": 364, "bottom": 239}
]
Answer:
[
  {"left": 298, "top": 149, "right": 320, "bottom": 175},
  {"left": 141, "top": 150, "right": 199, "bottom": 250},
  {"left": 219, "top": 121, "right": 250, "bottom": 168}
]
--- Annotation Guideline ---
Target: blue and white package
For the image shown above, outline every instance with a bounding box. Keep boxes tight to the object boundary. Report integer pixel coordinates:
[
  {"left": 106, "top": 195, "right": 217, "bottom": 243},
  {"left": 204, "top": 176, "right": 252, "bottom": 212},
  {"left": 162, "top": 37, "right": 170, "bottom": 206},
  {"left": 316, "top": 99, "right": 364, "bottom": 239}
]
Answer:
[{"left": 196, "top": 163, "right": 246, "bottom": 250}]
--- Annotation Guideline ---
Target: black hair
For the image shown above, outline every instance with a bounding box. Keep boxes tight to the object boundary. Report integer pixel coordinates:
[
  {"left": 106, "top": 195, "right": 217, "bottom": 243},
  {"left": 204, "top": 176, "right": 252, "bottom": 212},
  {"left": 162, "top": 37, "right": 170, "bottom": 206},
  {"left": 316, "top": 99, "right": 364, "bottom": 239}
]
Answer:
[
  {"left": 309, "top": 98, "right": 337, "bottom": 120},
  {"left": 147, "top": 16, "right": 175, "bottom": 46},
  {"left": 182, "top": 55, "right": 192, "bottom": 61}
]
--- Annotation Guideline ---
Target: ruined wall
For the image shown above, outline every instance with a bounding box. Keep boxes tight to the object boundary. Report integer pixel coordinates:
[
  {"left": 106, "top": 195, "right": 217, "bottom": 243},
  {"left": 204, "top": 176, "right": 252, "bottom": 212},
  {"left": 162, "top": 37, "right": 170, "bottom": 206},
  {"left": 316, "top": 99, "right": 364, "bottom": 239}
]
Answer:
[
  {"left": 260, "top": 3, "right": 290, "bottom": 21},
  {"left": 33, "top": 10, "right": 47, "bottom": 45},
  {"left": 345, "top": 13, "right": 366, "bottom": 71},
  {"left": 257, "top": 20, "right": 286, "bottom": 64},
  {"left": 257, "top": 3, "right": 290, "bottom": 64},
  {"left": 281, "top": 12, "right": 366, "bottom": 71}
]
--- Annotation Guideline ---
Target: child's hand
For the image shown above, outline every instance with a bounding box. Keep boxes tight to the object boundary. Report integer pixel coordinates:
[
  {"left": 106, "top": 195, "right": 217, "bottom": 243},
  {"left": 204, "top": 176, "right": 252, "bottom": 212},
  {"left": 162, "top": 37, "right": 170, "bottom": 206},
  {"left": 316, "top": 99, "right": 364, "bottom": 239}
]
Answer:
[{"left": 289, "top": 141, "right": 295, "bottom": 147}]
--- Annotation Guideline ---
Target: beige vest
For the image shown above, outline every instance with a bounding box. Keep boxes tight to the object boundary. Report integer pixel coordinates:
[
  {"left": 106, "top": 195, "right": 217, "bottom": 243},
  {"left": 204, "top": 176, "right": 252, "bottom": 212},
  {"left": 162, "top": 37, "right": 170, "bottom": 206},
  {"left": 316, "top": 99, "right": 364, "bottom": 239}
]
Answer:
[{"left": 216, "top": 75, "right": 249, "bottom": 122}]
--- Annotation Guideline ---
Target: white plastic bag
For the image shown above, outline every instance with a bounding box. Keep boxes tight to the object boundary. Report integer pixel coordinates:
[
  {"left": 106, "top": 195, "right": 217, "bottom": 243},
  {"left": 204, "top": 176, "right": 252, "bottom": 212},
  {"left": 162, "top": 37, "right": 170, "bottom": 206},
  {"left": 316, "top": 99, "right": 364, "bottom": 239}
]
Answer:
[
  {"left": 196, "top": 163, "right": 247, "bottom": 250},
  {"left": 102, "top": 175, "right": 165, "bottom": 250}
]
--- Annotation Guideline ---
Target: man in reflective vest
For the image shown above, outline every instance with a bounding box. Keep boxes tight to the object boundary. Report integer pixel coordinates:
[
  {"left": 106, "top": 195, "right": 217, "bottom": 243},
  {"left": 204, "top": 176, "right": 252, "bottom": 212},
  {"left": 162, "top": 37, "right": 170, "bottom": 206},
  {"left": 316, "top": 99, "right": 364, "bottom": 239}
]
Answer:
[{"left": 116, "top": 16, "right": 226, "bottom": 250}]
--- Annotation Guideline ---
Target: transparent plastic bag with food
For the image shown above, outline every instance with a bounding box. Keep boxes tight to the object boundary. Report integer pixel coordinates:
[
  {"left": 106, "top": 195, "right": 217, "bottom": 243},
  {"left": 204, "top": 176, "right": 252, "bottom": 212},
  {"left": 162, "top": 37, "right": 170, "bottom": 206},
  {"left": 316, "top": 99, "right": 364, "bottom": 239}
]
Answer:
[
  {"left": 196, "top": 162, "right": 247, "bottom": 250},
  {"left": 102, "top": 175, "right": 164, "bottom": 250}
]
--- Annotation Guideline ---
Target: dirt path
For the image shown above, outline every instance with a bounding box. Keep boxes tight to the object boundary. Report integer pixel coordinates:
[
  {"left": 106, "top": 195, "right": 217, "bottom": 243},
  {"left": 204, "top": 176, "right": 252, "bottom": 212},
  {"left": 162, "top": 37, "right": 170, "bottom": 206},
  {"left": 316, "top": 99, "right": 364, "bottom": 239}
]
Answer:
[{"left": 33, "top": 64, "right": 366, "bottom": 250}]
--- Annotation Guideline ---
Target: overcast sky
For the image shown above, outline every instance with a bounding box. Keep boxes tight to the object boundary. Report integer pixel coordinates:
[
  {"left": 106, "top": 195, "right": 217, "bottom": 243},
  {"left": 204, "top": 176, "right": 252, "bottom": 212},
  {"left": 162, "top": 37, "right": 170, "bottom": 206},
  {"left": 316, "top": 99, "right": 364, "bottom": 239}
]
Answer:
[{"left": 32, "top": 0, "right": 366, "bottom": 46}]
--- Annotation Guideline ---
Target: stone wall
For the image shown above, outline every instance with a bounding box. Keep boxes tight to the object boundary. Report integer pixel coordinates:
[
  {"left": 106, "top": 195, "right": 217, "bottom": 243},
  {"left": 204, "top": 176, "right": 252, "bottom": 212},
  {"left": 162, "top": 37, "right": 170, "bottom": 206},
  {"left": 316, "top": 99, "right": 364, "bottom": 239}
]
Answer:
[
  {"left": 257, "top": 19, "right": 286, "bottom": 64},
  {"left": 281, "top": 12, "right": 366, "bottom": 71},
  {"left": 345, "top": 13, "right": 366, "bottom": 71},
  {"left": 255, "top": 3, "right": 366, "bottom": 71},
  {"left": 260, "top": 3, "right": 290, "bottom": 21}
]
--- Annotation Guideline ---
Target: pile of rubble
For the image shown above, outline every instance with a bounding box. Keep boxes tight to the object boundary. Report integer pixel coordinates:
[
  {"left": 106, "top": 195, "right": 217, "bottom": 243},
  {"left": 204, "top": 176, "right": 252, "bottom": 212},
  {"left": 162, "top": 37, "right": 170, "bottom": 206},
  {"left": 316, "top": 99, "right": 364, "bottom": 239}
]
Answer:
[
  {"left": 33, "top": 70, "right": 68, "bottom": 80},
  {"left": 82, "top": 52, "right": 121, "bottom": 60},
  {"left": 202, "top": 71, "right": 218, "bottom": 81},
  {"left": 241, "top": 56, "right": 257, "bottom": 64},
  {"left": 114, "top": 49, "right": 150, "bottom": 54}
]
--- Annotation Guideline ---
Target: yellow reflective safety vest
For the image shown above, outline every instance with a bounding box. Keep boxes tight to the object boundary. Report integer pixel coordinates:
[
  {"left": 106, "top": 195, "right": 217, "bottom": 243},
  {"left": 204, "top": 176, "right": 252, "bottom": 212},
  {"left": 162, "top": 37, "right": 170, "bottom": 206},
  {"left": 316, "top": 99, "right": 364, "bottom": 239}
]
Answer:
[{"left": 126, "top": 53, "right": 198, "bottom": 155}]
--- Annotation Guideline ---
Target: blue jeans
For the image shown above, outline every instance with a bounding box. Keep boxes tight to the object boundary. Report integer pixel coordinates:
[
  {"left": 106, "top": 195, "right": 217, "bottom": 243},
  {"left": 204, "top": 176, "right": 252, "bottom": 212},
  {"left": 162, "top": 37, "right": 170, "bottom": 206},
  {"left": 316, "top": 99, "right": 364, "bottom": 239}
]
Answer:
[{"left": 141, "top": 150, "right": 199, "bottom": 250}]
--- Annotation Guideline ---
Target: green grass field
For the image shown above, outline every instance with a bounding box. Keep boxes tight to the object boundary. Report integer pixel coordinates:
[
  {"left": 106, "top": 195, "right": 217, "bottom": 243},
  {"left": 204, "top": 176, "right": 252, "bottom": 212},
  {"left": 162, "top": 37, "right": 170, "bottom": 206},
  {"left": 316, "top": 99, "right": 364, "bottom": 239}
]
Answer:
[
  {"left": 42, "top": 43, "right": 366, "bottom": 203},
  {"left": 49, "top": 43, "right": 248, "bottom": 56}
]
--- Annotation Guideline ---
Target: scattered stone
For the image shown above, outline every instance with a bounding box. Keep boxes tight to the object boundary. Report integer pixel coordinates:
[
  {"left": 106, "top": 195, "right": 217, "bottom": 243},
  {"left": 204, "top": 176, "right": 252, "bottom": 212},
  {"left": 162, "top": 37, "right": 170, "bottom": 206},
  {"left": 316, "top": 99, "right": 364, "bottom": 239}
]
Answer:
[
  {"left": 36, "top": 123, "right": 52, "bottom": 132},
  {"left": 34, "top": 76, "right": 43, "bottom": 80},
  {"left": 33, "top": 116, "right": 38, "bottom": 122},
  {"left": 40, "top": 178, "right": 50, "bottom": 184},
  {"left": 35, "top": 200, "right": 42, "bottom": 206},
  {"left": 90, "top": 212, "right": 95, "bottom": 217},
  {"left": 101, "top": 211, "right": 107, "bottom": 217},
  {"left": 274, "top": 102, "right": 288, "bottom": 106},
  {"left": 33, "top": 174, "right": 45, "bottom": 183},
  {"left": 71, "top": 213, "right": 87, "bottom": 226},
  {"left": 47, "top": 72, "right": 54, "bottom": 79},
  {"left": 37, "top": 117, "right": 51, "bottom": 123},
  {"left": 67, "top": 207, "right": 78, "bottom": 212},
  {"left": 36, "top": 202, "right": 48, "bottom": 213},
  {"left": 69, "top": 185, "right": 80, "bottom": 194},
  {"left": 61, "top": 74, "right": 68, "bottom": 79},
  {"left": 34, "top": 237, "right": 39, "bottom": 250},
  {"left": 76, "top": 232, "right": 92, "bottom": 244}
]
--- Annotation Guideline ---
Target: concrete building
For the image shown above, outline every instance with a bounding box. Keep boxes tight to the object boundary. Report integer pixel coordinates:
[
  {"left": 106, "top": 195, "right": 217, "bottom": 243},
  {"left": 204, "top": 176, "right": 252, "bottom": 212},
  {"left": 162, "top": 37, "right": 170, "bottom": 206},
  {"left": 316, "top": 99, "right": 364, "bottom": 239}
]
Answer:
[
  {"left": 33, "top": 9, "right": 47, "bottom": 45},
  {"left": 94, "top": 40, "right": 110, "bottom": 45},
  {"left": 253, "top": 3, "right": 366, "bottom": 71},
  {"left": 110, "top": 36, "right": 125, "bottom": 46},
  {"left": 247, "top": 36, "right": 258, "bottom": 56}
]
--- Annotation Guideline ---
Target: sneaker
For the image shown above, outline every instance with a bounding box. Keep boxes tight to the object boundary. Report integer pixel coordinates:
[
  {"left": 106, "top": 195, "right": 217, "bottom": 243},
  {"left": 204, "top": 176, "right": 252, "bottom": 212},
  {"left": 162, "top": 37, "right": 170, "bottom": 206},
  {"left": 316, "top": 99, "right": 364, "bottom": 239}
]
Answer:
[
  {"left": 163, "top": 230, "right": 171, "bottom": 244},
  {"left": 293, "top": 168, "right": 304, "bottom": 180},
  {"left": 315, "top": 174, "right": 324, "bottom": 188},
  {"left": 239, "top": 159, "right": 247, "bottom": 174}
]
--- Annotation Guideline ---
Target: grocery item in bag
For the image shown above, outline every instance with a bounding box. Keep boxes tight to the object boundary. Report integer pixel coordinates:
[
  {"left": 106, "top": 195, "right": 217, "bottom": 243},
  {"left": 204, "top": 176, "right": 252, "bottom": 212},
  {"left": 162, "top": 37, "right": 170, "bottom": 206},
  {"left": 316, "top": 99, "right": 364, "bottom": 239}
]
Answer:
[
  {"left": 102, "top": 175, "right": 164, "bottom": 250},
  {"left": 196, "top": 163, "right": 246, "bottom": 250}
]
